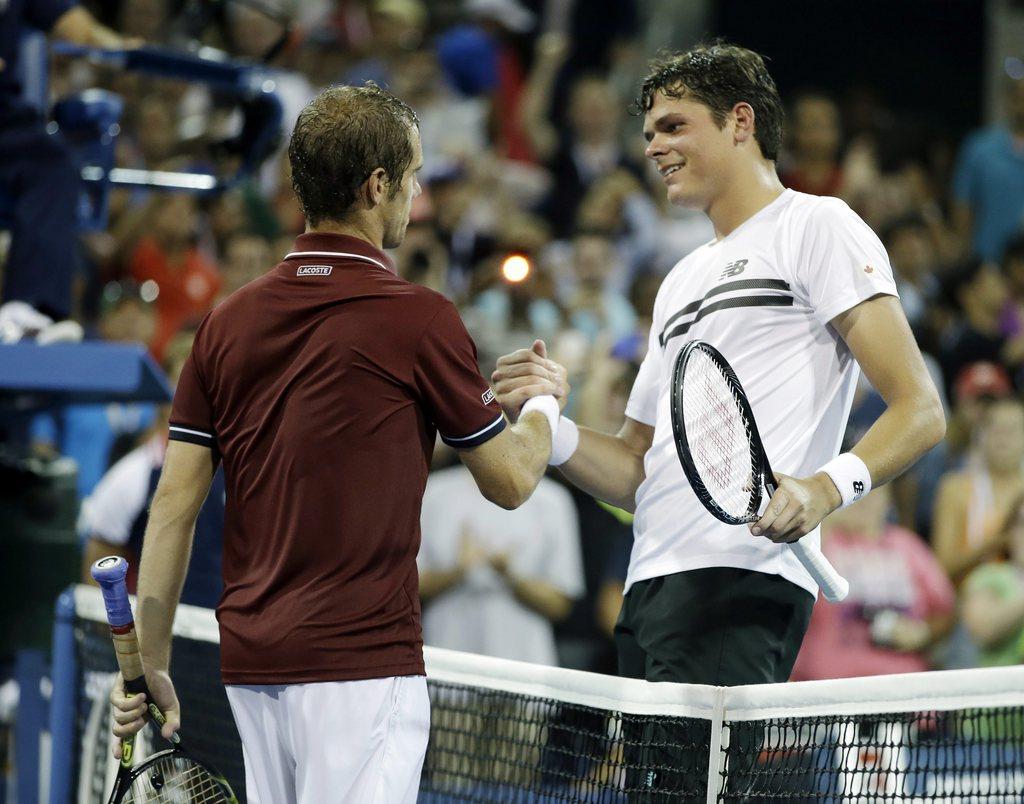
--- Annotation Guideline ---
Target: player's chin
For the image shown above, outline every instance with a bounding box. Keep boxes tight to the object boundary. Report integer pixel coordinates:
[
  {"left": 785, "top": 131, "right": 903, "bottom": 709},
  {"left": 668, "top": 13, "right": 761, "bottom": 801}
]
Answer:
[{"left": 665, "top": 182, "right": 704, "bottom": 209}]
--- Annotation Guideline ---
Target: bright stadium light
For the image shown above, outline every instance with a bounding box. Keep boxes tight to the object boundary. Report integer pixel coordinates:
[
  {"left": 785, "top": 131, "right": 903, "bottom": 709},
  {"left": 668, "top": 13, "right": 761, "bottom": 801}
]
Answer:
[{"left": 502, "top": 254, "right": 531, "bottom": 283}]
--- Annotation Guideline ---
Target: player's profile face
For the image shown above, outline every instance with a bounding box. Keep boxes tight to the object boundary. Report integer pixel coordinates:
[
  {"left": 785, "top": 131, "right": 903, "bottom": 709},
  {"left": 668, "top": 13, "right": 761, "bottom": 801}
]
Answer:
[
  {"left": 382, "top": 128, "right": 424, "bottom": 250},
  {"left": 643, "top": 90, "right": 731, "bottom": 210}
]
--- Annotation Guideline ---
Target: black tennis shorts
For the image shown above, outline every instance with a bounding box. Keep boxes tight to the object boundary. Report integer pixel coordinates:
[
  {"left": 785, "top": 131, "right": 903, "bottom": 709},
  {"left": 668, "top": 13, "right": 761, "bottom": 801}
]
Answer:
[{"left": 614, "top": 566, "right": 815, "bottom": 802}]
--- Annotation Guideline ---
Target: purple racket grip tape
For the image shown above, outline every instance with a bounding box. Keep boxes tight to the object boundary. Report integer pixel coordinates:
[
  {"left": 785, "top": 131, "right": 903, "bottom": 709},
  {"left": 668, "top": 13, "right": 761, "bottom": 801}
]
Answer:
[{"left": 90, "top": 556, "right": 134, "bottom": 629}]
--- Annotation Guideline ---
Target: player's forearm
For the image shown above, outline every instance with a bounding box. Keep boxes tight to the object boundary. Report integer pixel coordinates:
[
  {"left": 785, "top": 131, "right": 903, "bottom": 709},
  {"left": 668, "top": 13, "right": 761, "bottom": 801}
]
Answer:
[
  {"left": 495, "top": 412, "right": 554, "bottom": 508},
  {"left": 847, "top": 395, "right": 945, "bottom": 489},
  {"left": 558, "top": 427, "right": 646, "bottom": 513},
  {"left": 135, "top": 492, "right": 197, "bottom": 671}
]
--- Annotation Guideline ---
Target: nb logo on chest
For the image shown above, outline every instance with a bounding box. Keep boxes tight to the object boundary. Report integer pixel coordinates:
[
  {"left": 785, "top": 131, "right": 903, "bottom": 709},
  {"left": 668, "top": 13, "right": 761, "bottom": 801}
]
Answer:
[{"left": 719, "top": 259, "right": 748, "bottom": 280}]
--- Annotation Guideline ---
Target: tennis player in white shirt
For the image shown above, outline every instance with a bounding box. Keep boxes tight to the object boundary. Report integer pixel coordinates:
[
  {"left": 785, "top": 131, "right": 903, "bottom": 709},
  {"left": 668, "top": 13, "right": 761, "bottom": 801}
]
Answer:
[
  {"left": 495, "top": 39, "right": 942, "bottom": 794},
  {"left": 493, "top": 40, "right": 944, "bottom": 798}
]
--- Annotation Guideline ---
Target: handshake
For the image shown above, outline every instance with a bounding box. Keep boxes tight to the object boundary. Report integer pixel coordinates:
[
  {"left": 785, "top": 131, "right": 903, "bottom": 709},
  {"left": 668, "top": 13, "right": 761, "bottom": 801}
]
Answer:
[{"left": 492, "top": 339, "right": 578, "bottom": 466}]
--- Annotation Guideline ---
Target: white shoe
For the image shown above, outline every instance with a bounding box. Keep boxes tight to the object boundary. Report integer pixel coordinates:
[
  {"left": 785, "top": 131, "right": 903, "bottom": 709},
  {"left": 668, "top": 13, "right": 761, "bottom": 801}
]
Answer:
[{"left": 0, "top": 301, "right": 83, "bottom": 344}]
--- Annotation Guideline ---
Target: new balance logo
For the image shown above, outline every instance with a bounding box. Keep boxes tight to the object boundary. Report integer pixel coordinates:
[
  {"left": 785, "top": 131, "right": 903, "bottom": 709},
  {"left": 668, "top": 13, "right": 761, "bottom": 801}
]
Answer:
[
  {"left": 297, "top": 265, "right": 333, "bottom": 276},
  {"left": 853, "top": 480, "right": 865, "bottom": 498},
  {"left": 482, "top": 389, "right": 496, "bottom": 405},
  {"left": 719, "top": 259, "right": 748, "bottom": 279}
]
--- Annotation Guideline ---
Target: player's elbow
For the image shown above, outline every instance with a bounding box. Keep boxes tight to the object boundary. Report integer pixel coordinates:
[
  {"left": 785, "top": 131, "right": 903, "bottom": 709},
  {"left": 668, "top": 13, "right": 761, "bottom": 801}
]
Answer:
[
  {"left": 919, "top": 395, "right": 947, "bottom": 450},
  {"left": 482, "top": 473, "right": 533, "bottom": 510}
]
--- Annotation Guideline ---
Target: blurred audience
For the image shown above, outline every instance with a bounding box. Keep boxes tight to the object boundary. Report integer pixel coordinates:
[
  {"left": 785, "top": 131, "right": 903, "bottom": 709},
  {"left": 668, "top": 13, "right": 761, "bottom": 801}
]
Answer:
[
  {"left": 791, "top": 486, "right": 955, "bottom": 680},
  {"left": 418, "top": 458, "right": 583, "bottom": 666}
]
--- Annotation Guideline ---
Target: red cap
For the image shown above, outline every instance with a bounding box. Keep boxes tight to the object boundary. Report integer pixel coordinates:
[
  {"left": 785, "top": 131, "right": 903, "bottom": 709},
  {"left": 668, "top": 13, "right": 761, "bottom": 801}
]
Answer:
[{"left": 954, "top": 361, "right": 1012, "bottom": 402}]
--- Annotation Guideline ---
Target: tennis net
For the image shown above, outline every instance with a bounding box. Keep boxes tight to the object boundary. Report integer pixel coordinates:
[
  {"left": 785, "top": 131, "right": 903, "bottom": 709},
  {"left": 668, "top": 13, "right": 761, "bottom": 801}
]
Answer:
[{"left": 55, "top": 584, "right": 1024, "bottom": 802}]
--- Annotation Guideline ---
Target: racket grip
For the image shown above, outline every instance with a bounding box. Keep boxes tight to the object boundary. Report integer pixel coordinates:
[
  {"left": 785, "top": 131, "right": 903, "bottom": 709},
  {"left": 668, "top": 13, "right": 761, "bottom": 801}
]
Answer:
[
  {"left": 787, "top": 540, "right": 850, "bottom": 602},
  {"left": 90, "top": 556, "right": 146, "bottom": 683}
]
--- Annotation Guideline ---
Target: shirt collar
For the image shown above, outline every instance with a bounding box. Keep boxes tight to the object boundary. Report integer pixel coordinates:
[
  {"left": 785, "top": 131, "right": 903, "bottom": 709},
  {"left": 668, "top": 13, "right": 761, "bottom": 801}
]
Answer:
[{"left": 285, "top": 232, "right": 396, "bottom": 274}]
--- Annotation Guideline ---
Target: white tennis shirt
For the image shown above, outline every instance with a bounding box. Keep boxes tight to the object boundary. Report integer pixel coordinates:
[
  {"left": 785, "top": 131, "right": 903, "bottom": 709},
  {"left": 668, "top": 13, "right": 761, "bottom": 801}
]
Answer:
[{"left": 624, "top": 189, "right": 899, "bottom": 597}]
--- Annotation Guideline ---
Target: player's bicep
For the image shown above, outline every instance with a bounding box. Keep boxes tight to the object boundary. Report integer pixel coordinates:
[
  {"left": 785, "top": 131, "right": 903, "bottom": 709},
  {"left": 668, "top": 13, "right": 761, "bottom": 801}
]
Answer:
[{"left": 831, "top": 295, "right": 940, "bottom": 410}]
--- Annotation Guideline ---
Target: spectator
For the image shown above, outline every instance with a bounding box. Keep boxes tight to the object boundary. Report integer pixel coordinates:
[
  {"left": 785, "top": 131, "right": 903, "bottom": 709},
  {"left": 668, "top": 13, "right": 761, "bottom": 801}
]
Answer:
[
  {"left": 938, "top": 259, "right": 1016, "bottom": 394},
  {"left": 418, "top": 462, "right": 584, "bottom": 666},
  {"left": 781, "top": 92, "right": 846, "bottom": 198},
  {"left": 128, "top": 193, "right": 222, "bottom": 360},
  {"left": 523, "top": 54, "right": 639, "bottom": 237},
  {"left": 943, "top": 361, "right": 1013, "bottom": 465},
  {"left": 962, "top": 495, "right": 1024, "bottom": 666},
  {"left": 883, "top": 213, "right": 944, "bottom": 342},
  {"left": 951, "top": 76, "right": 1024, "bottom": 262},
  {"left": 791, "top": 485, "right": 955, "bottom": 680},
  {"left": 932, "top": 396, "right": 1024, "bottom": 586},
  {"left": 559, "top": 227, "right": 637, "bottom": 342}
]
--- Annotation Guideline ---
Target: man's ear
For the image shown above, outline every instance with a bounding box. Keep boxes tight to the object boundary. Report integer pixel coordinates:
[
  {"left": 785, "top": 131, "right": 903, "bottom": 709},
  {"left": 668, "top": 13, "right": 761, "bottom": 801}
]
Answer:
[
  {"left": 364, "top": 167, "right": 389, "bottom": 208},
  {"left": 732, "top": 102, "right": 756, "bottom": 146}
]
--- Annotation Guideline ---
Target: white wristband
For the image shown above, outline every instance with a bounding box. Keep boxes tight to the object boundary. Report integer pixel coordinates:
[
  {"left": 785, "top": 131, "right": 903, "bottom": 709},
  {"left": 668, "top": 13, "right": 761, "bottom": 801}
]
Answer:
[
  {"left": 549, "top": 416, "right": 579, "bottom": 466},
  {"left": 818, "top": 452, "right": 872, "bottom": 508},
  {"left": 521, "top": 395, "right": 559, "bottom": 445}
]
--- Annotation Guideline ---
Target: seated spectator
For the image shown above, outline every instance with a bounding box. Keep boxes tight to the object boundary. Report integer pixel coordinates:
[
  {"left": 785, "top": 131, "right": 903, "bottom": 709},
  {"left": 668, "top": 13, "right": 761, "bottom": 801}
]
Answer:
[
  {"left": 418, "top": 462, "right": 583, "bottom": 666},
  {"left": 944, "top": 361, "right": 1012, "bottom": 464},
  {"left": 933, "top": 396, "right": 1024, "bottom": 586},
  {"left": 962, "top": 496, "right": 1024, "bottom": 666},
  {"left": 129, "top": 194, "right": 222, "bottom": 361},
  {"left": 79, "top": 333, "right": 224, "bottom": 609},
  {"left": 883, "top": 213, "right": 944, "bottom": 343},
  {"left": 938, "top": 259, "right": 1017, "bottom": 395},
  {"left": 559, "top": 227, "right": 637, "bottom": 342},
  {"left": 791, "top": 485, "right": 955, "bottom": 680},
  {"left": 780, "top": 91, "right": 846, "bottom": 198}
]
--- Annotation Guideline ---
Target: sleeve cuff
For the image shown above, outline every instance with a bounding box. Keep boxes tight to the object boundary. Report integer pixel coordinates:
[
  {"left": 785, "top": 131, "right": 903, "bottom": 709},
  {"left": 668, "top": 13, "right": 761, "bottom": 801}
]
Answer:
[
  {"left": 440, "top": 414, "right": 506, "bottom": 449},
  {"left": 168, "top": 423, "right": 217, "bottom": 449}
]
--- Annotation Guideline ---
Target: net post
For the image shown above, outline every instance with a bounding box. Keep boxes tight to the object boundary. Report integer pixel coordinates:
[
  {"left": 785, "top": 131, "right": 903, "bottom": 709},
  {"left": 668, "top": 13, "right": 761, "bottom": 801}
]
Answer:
[
  {"left": 48, "top": 585, "right": 79, "bottom": 804},
  {"left": 705, "top": 686, "right": 726, "bottom": 804}
]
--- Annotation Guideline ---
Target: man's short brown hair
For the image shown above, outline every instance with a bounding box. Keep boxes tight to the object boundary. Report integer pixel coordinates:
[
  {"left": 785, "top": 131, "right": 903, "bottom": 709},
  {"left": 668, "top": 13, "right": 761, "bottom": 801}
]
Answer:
[
  {"left": 288, "top": 83, "right": 419, "bottom": 226},
  {"left": 635, "top": 41, "right": 784, "bottom": 162}
]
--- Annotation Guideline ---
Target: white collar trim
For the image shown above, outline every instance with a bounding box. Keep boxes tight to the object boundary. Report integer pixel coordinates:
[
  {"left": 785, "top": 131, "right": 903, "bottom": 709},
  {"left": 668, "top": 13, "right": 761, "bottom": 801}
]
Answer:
[{"left": 284, "top": 251, "right": 390, "bottom": 273}]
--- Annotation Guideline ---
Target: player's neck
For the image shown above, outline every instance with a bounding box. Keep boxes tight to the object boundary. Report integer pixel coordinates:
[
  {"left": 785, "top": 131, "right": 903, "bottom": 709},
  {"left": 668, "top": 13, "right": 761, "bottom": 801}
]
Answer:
[
  {"left": 306, "top": 215, "right": 385, "bottom": 251},
  {"left": 707, "top": 162, "right": 785, "bottom": 240}
]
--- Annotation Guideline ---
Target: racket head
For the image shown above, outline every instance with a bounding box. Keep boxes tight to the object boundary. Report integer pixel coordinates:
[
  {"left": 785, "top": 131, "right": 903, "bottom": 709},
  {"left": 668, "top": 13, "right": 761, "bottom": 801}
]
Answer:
[
  {"left": 110, "top": 748, "right": 237, "bottom": 803},
  {"left": 671, "top": 339, "right": 772, "bottom": 525}
]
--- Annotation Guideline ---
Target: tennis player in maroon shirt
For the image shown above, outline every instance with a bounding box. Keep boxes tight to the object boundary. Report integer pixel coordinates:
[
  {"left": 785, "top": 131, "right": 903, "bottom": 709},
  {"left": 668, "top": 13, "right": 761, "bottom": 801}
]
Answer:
[{"left": 108, "top": 84, "right": 569, "bottom": 802}]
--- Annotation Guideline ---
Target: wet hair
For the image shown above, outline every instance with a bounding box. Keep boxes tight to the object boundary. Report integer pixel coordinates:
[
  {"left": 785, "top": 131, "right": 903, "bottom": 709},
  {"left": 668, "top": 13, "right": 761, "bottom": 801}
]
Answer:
[
  {"left": 288, "top": 83, "right": 419, "bottom": 226},
  {"left": 634, "top": 41, "right": 784, "bottom": 161}
]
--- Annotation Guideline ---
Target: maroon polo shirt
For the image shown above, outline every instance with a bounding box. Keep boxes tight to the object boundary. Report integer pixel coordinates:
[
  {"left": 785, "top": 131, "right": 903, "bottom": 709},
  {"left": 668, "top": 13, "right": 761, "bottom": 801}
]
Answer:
[{"left": 168, "top": 233, "right": 505, "bottom": 684}]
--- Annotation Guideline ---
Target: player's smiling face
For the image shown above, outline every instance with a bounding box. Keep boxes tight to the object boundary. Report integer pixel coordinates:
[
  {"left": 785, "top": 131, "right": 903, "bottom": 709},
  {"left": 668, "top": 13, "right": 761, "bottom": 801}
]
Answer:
[{"left": 643, "top": 89, "right": 734, "bottom": 210}]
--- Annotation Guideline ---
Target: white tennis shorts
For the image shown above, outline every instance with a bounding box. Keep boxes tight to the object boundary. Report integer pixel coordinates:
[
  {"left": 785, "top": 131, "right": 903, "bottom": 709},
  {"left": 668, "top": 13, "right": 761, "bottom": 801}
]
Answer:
[{"left": 225, "top": 675, "right": 430, "bottom": 803}]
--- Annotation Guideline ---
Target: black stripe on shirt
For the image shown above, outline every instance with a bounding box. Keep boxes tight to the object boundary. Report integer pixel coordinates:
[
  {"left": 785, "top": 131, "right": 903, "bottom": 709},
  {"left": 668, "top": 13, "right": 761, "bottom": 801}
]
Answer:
[
  {"left": 168, "top": 425, "right": 216, "bottom": 449},
  {"left": 660, "top": 295, "right": 795, "bottom": 347},
  {"left": 440, "top": 414, "right": 507, "bottom": 449},
  {"left": 659, "top": 279, "right": 792, "bottom": 346}
]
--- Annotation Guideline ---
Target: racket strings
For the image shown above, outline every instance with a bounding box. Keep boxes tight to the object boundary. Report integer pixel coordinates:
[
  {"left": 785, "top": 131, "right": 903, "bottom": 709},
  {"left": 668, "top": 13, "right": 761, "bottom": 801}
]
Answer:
[
  {"left": 682, "top": 351, "right": 760, "bottom": 521},
  {"left": 122, "top": 754, "right": 229, "bottom": 803}
]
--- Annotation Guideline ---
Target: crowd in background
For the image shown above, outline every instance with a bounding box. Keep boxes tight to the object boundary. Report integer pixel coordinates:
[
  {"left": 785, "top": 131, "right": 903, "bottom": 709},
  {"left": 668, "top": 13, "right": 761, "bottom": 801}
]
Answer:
[{"left": 11, "top": 0, "right": 1024, "bottom": 681}]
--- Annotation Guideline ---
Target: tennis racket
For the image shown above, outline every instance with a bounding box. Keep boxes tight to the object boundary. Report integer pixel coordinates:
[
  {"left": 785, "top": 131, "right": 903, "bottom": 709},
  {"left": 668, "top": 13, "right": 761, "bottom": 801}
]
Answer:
[
  {"left": 670, "top": 340, "right": 849, "bottom": 602},
  {"left": 90, "top": 556, "right": 238, "bottom": 803}
]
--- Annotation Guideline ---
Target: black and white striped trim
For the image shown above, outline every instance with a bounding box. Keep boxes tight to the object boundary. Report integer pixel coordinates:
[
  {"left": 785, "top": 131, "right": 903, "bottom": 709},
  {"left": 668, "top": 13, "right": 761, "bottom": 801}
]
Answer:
[
  {"left": 284, "top": 251, "right": 390, "bottom": 273},
  {"left": 659, "top": 279, "right": 794, "bottom": 347},
  {"left": 440, "top": 414, "right": 506, "bottom": 449},
  {"left": 168, "top": 424, "right": 216, "bottom": 448}
]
